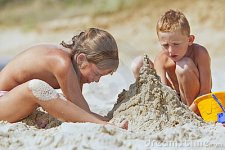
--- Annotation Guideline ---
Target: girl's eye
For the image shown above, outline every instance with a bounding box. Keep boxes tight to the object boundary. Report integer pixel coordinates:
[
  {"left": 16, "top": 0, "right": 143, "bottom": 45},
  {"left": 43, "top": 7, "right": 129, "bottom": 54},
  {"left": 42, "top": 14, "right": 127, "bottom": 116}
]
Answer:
[
  {"left": 94, "top": 71, "right": 100, "bottom": 76},
  {"left": 162, "top": 44, "right": 168, "bottom": 48}
]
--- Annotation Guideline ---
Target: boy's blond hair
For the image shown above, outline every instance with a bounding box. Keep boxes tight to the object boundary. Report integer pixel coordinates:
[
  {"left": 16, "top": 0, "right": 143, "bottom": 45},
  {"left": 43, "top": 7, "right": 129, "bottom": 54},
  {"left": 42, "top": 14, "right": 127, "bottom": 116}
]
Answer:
[{"left": 156, "top": 9, "right": 190, "bottom": 36}]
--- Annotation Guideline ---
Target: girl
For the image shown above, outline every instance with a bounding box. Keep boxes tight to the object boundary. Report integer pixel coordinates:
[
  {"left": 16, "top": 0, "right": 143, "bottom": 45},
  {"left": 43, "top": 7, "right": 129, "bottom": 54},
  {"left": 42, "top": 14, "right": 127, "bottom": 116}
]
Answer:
[{"left": 0, "top": 28, "right": 127, "bottom": 129}]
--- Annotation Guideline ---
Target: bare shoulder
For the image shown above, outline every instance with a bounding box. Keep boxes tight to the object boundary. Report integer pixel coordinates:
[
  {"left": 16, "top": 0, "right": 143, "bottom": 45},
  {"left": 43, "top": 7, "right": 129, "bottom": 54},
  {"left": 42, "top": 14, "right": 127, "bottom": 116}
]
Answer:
[
  {"left": 6, "top": 44, "right": 71, "bottom": 75},
  {"left": 22, "top": 44, "right": 72, "bottom": 70},
  {"left": 0, "top": 44, "right": 72, "bottom": 89},
  {"left": 191, "top": 43, "right": 211, "bottom": 66},
  {"left": 192, "top": 43, "right": 210, "bottom": 57},
  {"left": 37, "top": 44, "right": 73, "bottom": 73}
]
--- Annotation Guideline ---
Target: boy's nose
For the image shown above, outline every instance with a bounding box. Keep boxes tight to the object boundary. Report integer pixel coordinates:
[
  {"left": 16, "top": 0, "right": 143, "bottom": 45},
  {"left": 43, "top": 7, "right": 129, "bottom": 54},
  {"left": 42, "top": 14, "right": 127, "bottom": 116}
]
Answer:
[{"left": 168, "top": 46, "right": 175, "bottom": 54}]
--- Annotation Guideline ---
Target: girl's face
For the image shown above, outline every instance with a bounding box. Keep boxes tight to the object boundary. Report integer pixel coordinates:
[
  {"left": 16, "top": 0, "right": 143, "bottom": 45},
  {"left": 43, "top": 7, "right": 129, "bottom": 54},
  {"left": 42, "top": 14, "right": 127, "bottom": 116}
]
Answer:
[
  {"left": 79, "top": 61, "right": 113, "bottom": 84},
  {"left": 158, "top": 29, "right": 194, "bottom": 61}
]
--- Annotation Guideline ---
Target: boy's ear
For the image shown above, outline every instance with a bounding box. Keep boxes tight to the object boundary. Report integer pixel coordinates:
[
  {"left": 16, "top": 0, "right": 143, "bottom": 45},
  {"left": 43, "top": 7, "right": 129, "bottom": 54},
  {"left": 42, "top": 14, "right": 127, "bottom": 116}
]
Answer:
[
  {"left": 77, "top": 53, "right": 88, "bottom": 69},
  {"left": 188, "top": 35, "right": 195, "bottom": 46}
]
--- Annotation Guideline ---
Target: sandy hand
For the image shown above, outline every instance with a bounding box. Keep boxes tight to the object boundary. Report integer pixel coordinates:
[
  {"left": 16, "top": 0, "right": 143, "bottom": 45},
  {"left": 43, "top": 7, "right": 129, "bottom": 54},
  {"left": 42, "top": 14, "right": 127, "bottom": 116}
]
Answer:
[
  {"left": 120, "top": 120, "right": 128, "bottom": 130},
  {"left": 108, "top": 120, "right": 128, "bottom": 130}
]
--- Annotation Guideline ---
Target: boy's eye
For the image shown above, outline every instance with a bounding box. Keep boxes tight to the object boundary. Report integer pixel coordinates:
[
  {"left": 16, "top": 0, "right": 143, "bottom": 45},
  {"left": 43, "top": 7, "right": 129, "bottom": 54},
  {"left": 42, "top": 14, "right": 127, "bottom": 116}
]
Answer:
[{"left": 162, "top": 44, "right": 169, "bottom": 48}]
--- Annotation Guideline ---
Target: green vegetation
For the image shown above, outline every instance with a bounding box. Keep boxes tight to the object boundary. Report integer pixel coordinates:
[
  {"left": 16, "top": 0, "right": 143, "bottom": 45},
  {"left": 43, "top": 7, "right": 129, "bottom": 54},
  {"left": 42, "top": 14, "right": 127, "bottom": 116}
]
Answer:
[{"left": 0, "top": 0, "right": 147, "bottom": 30}]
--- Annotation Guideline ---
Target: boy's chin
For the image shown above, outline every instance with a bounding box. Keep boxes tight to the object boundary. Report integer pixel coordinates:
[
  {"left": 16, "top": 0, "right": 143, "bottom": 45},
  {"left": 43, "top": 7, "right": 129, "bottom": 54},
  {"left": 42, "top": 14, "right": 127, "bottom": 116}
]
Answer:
[
  {"left": 170, "top": 55, "right": 184, "bottom": 62},
  {"left": 170, "top": 56, "right": 180, "bottom": 62}
]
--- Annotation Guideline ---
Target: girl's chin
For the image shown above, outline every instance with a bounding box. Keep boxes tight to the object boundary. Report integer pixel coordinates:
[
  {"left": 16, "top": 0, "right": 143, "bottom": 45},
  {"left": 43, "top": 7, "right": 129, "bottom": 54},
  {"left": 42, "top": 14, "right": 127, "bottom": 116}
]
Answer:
[{"left": 84, "top": 79, "right": 91, "bottom": 84}]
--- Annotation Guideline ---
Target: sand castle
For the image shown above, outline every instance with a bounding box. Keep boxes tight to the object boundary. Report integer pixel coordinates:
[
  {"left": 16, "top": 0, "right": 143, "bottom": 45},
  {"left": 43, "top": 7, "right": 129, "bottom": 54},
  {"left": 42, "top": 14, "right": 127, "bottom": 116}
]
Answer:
[{"left": 108, "top": 55, "right": 204, "bottom": 133}]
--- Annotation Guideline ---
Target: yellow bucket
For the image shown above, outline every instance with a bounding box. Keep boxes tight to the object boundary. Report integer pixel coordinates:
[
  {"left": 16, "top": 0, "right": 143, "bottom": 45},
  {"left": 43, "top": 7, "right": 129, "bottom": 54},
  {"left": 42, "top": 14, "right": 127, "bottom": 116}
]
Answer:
[{"left": 194, "top": 92, "right": 225, "bottom": 122}]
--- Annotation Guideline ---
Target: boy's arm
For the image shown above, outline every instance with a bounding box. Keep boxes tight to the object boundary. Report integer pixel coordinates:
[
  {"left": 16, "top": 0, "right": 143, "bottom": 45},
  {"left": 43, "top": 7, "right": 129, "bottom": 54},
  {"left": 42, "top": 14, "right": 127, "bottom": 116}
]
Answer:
[
  {"left": 189, "top": 47, "right": 211, "bottom": 116},
  {"left": 154, "top": 53, "right": 168, "bottom": 85},
  {"left": 196, "top": 47, "right": 212, "bottom": 96}
]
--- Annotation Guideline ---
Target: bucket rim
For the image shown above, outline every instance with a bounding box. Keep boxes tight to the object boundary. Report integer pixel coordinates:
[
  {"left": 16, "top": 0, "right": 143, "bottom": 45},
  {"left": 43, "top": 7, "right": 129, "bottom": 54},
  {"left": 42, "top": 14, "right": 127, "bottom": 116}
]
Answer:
[{"left": 194, "top": 91, "right": 225, "bottom": 105}]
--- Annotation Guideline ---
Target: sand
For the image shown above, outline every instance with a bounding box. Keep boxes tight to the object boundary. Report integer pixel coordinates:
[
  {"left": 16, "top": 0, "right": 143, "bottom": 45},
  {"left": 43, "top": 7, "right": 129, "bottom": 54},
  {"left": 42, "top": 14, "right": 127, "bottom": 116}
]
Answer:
[
  {"left": 1, "top": 55, "right": 225, "bottom": 150},
  {"left": 1, "top": 1, "right": 225, "bottom": 149}
]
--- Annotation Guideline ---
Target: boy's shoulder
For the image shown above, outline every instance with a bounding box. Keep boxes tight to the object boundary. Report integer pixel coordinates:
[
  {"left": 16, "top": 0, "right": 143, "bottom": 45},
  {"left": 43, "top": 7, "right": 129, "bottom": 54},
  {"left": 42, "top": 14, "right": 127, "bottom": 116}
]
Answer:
[
  {"left": 191, "top": 43, "right": 209, "bottom": 56},
  {"left": 192, "top": 43, "right": 207, "bottom": 51}
]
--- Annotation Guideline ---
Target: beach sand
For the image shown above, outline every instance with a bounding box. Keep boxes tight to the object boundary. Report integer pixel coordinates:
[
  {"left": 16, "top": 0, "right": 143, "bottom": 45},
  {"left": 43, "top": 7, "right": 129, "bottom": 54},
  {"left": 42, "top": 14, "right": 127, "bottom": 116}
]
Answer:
[
  {"left": 1, "top": 55, "right": 225, "bottom": 150},
  {"left": 1, "top": 1, "right": 225, "bottom": 149}
]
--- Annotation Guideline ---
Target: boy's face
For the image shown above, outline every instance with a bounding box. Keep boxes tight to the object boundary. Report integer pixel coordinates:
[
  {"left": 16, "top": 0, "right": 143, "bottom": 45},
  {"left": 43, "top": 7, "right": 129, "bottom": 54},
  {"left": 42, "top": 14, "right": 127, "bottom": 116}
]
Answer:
[{"left": 158, "top": 29, "right": 193, "bottom": 61}]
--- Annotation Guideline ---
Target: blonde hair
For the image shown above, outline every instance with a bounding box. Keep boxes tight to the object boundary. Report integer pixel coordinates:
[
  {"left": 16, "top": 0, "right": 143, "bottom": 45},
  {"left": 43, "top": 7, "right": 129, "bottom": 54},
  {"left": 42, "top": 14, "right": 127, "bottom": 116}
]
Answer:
[
  {"left": 156, "top": 9, "right": 190, "bottom": 36},
  {"left": 61, "top": 28, "right": 119, "bottom": 72}
]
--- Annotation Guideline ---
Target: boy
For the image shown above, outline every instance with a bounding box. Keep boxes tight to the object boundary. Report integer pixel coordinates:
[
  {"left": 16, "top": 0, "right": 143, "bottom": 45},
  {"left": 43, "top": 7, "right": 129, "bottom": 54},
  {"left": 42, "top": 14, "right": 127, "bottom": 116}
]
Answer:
[{"left": 131, "top": 10, "right": 212, "bottom": 114}]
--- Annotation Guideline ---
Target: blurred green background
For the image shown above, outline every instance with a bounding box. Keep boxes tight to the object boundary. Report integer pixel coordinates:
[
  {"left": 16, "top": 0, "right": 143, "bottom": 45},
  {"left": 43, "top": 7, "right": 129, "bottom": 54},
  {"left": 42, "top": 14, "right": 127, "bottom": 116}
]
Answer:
[{"left": 0, "top": 0, "right": 148, "bottom": 30}]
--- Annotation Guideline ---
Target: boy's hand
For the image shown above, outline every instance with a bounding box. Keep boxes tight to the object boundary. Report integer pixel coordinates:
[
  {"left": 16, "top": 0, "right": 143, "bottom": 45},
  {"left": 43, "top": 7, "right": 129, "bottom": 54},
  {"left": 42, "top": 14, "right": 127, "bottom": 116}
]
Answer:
[{"left": 189, "top": 102, "right": 201, "bottom": 116}]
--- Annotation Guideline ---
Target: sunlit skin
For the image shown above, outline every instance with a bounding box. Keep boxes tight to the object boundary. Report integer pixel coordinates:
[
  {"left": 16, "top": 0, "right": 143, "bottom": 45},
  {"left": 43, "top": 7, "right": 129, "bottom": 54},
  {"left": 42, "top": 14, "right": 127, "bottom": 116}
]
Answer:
[
  {"left": 0, "top": 44, "right": 128, "bottom": 129},
  {"left": 154, "top": 29, "right": 212, "bottom": 114}
]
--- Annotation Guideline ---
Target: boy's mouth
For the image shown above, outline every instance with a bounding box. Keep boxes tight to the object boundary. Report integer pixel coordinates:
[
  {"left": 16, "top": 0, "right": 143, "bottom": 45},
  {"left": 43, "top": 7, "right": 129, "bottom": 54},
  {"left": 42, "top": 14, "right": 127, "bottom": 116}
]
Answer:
[{"left": 170, "top": 54, "right": 178, "bottom": 58}]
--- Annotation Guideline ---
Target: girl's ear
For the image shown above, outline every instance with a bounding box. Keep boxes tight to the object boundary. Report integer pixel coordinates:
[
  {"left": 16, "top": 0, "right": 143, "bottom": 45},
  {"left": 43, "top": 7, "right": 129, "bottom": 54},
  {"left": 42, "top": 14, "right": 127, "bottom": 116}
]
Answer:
[
  {"left": 77, "top": 53, "right": 88, "bottom": 69},
  {"left": 188, "top": 35, "right": 195, "bottom": 46}
]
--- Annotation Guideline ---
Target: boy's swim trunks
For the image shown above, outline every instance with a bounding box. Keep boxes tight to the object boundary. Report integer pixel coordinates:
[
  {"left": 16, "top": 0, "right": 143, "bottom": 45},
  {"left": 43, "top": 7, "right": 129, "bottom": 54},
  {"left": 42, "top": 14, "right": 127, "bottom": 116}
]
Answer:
[{"left": 0, "top": 91, "right": 7, "bottom": 97}]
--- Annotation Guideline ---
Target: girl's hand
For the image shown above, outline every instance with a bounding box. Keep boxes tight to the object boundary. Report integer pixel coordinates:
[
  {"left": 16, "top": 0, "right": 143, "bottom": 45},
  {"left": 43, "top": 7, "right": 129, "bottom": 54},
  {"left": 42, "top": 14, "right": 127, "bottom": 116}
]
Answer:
[
  {"left": 120, "top": 120, "right": 128, "bottom": 130},
  {"left": 107, "top": 120, "right": 128, "bottom": 130}
]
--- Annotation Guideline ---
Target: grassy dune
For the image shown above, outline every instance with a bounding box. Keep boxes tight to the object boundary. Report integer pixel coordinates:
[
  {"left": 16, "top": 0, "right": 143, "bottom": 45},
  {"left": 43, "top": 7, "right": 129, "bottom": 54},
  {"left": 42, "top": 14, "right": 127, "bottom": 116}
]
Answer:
[
  {"left": 0, "top": 0, "right": 225, "bottom": 30},
  {"left": 0, "top": 0, "right": 147, "bottom": 30}
]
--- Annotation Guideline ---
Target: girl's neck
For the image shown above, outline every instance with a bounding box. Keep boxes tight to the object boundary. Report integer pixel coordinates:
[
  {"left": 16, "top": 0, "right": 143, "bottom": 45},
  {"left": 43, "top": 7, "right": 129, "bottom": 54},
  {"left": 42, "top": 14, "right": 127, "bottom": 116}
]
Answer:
[{"left": 72, "top": 58, "right": 84, "bottom": 88}]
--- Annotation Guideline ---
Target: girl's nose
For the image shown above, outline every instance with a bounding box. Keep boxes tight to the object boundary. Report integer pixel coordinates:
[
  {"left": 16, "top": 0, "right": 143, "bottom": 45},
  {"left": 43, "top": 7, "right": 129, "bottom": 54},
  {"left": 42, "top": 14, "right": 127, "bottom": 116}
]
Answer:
[{"left": 94, "top": 76, "right": 101, "bottom": 83}]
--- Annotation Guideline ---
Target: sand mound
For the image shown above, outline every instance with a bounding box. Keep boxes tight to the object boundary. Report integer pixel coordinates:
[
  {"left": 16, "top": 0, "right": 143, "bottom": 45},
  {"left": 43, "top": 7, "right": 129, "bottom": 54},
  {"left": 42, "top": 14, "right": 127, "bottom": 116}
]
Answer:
[{"left": 108, "top": 55, "right": 204, "bottom": 133}]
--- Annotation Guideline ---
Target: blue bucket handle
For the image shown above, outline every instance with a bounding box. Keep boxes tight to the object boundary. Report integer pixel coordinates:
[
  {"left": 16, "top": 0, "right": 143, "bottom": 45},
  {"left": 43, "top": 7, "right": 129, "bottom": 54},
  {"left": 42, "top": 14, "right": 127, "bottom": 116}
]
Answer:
[{"left": 212, "top": 93, "right": 225, "bottom": 113}]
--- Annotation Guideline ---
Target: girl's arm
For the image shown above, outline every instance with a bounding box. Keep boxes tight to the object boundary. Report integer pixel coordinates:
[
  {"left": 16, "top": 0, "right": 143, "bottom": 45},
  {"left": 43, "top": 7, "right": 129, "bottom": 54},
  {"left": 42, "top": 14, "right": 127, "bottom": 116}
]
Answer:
[{"left": 52, "top": 54, "right": 91, "bottom": 112}]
